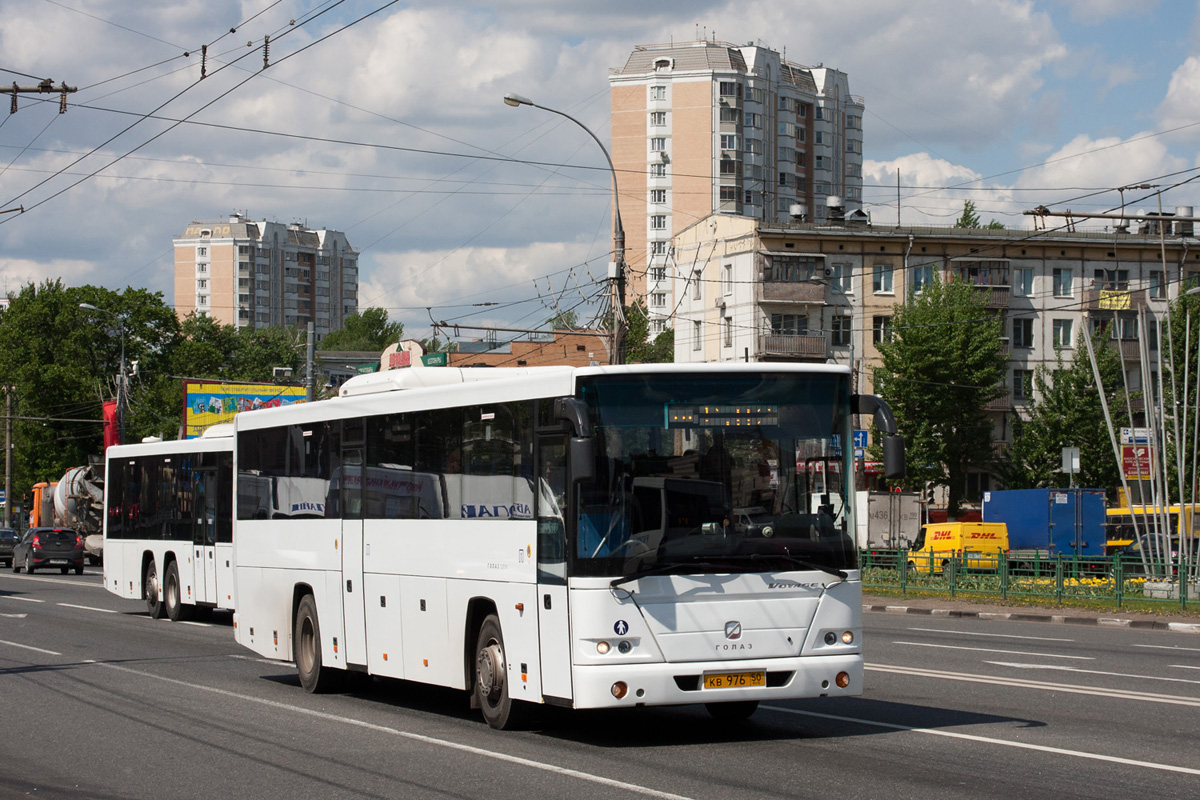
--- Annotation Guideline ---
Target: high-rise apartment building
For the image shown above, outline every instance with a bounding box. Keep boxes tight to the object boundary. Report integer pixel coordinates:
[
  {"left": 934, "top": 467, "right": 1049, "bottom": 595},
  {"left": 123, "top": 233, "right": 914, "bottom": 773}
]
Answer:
[
  {"left": 610, "top": 39, "right": 863, "bottom": 331},
  {"left": 173, "top": 213, "right": 358, "bottom": 337}
]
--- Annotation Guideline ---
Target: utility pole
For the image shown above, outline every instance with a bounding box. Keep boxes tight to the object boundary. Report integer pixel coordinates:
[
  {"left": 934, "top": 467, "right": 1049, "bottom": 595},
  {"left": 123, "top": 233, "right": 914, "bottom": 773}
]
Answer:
[
  {"left": 2, "top": 79, "right": 77, "bottom": 114},
  {"left": 4, "top": 388, "right": 11, "bottom": 529}
]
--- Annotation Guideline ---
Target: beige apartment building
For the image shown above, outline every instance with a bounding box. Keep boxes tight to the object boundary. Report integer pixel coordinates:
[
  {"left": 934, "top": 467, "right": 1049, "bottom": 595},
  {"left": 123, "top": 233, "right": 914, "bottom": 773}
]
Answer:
[
  {"left": 673, "top": 212, "right": 1199, "bottom": 499},
  {"left": 173, "top": 213, "right": 358, "bottom": 337},
  {"left": 609, "top": 38, "right": 863, "bottom": 333}
]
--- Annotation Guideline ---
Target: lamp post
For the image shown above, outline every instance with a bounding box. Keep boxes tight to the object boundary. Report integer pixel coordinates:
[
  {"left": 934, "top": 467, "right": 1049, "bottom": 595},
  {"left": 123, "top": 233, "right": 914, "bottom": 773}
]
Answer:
[
  {"left": 503, "top": 92, "right": 627, "bottom": 364},
  {"left": 80, "top": 303, "right": 127, "bottom": 446}
]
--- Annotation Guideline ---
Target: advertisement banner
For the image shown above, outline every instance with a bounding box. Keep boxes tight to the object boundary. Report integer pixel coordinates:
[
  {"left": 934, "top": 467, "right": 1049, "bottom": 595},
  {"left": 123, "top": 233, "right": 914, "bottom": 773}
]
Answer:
[
  {"left": 183, "top": 380, "right": 307, "bottom": 438},
  {"left": 102, "top": 400, "right": 119, "bottom": 451},
  {"left": 1121, "top": 444, "right": 1153, "bottom": 478}
]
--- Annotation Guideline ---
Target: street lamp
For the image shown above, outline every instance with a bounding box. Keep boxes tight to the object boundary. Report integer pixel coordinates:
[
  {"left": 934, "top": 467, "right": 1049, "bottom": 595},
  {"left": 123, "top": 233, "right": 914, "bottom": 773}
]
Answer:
[
  {"left": 503, "top": 92, "right": 627, "bottom": 364},
  {"left": 80, "top": 303, "right": 127, "bottom": 446}
]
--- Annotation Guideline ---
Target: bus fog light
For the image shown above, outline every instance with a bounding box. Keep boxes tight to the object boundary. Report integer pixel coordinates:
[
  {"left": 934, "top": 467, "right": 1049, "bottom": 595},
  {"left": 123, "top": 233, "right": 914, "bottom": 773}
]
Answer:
[
  {"left": 835, "top": 672, "right": 850, "bottom": 688},
  {"left": 611, "top": 681, "right": 628, "bottom": 699},
  {"left": 617, "top": 640, "right": 632, "bottom": 654},
  {"left": 824, "top": 632, "right": 836, "bottom": 645},
  {"left": 596, "top": 641, "right": 610, "bottom": 654},
  {"left": 841, "top": 631, "right": 854, "bottom": 644}
]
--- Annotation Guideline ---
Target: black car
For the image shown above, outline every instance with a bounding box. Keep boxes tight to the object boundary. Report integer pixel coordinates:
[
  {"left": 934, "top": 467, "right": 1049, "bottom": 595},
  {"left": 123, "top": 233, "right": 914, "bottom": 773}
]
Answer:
[
  {"left": 0, "top": 527, "right": 16, "bottom": 568},
  {"left": 12, "top": 527, "right": 84, "bottom": 575}
]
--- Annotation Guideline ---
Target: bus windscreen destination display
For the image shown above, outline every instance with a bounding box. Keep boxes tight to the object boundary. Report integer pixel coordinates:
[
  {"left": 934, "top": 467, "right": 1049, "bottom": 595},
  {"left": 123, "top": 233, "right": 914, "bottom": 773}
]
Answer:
[{"left": 665, "top": 403, "right": 779, "bottom": 428}]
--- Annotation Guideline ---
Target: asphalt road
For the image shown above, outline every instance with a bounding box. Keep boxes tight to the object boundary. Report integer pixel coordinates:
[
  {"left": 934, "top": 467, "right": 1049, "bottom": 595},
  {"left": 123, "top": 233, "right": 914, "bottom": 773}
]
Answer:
[{"left": 2, "top": 569, "right": 1198, "bottom": 799}]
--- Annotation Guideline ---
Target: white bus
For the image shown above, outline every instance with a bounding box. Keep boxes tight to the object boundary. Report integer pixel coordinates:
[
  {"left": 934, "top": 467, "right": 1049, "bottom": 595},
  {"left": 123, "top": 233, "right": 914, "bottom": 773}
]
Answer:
[
  {"left": 231, "top": 364, "right": 904, "bottom": 728},
  {"left": 102, "top": 425, "right": 235, "bottom": 621}
]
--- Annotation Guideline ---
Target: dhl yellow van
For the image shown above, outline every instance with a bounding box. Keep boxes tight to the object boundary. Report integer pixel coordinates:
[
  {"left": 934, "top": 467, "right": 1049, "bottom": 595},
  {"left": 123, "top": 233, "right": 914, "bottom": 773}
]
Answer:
[{"left": 907, "top": 522, "right": 1008, "bottom": 573}]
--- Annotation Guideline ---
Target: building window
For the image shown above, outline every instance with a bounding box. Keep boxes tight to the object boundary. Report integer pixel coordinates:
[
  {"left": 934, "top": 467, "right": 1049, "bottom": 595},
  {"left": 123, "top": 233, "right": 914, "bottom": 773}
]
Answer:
[
  {"left": 798, "top": 103, "right": 808, "bottom": 118},
  {"left": 693, "top": 321, "right": 703, "bottom": 351},
  {"left": 1150, "top": 270, "right": 1165, "bottom": 299},
  {"left": 650, "top": 189, "right": 666, "bottom": 204},
  {"left": 815, "top": 131, "right": 824, "bottom": 145},
  {"left": 1053, "top": 319, "right": 1074, "bottom": 348},
  {"left": 720, "top": 134, "right": 738, "bottom": 150},
  {"left": 1013, "top": 317, "right": 1033, "bottom": 348},
  {"left": 815, "top": 106, "right": 824, "bottom": 120},
  {"left": 197, "top": 295, "right": 209, "bottom": 307},
  {"left": 197, "top": 246, "right": 207, "bottom": 257},
  {"left": 769, "top": 256, "right": 819, "bottom": 282},
  {"left": 815, "top": 155, "right": 825, "bottom": 170},
  {"left": 912, "top": 264, "right": 933, "bottom": 293},
  {"left": 1013, "top": 267, "right": 1033, "bottom": 296},
  {"left": 649, "top": 111, "right": 666, "bottom": 127},
  {"left": 778, "top": 121, "right": 797, "bottom": 138},
  {"left": 720, "top": 107, "right": 740, "bottom": 124},
  {"left": 748, "top": 87, "right": 764, "bottom": 104},
  {"left": 745, "top": 112, "right": 761, "bottom": 128},
  {"left": 650, "top": 241, "right": 667, "bottom": 256},
  {"left": 779, "top": 147, "right": 795, "bottom": 164},
  {"left": 846, "top": 115, "right": 860, "bottom": 129},
  {"left": 744, "top": 138, "right": 762, "bottom": 155},
  {"left": 846, "top": 139, "right": 859, "bottom": 153},
  {"left": 719, "top": 158, "right": 738, "bottom": 176},
  {"left": 719, "top": 186, "right": 738, "bottom": 202},
  {"left": 650, "top": 266, "right": 666, "bottom": 282},
  {"left": 723, "top": 317, "right": 733, "bottom": 347},
  {"left": 650, "top": 137, "right": 666, "bottom": 152},
  {"left": 873, "top": 264, "right": 894, "bottom": 294},
  {"left": 719, "top": 81, "right": 741, "bottom": 98},
  {"left": 1013, "top": 369, "right": 1034, "bottom": 403},
  {"left": 196, "top": 263, "right": 208, "bottom": 274},
  {"left": 873, "top": 316, "right": 893, "bottom": 344},
  {"left": 771, "top": 314, "right": 808, "bottom": 335},
  {"left": 650, "top": 163, "right": 667, "bottom": 178},
  {"left": 830, "top": 263, "right": 851, "bottom": 293},
  {"left": 1053, "top": 268, "right": 1073, "bottom": 297},
  {"left": 832, "top": 315, "right": 851, "bottom": 347},
  {"left": 723, "top": 264, "right": 733, "bottom": 296},
  {"left": 692, "top": 270, "right": 702, "bottom": 300},
  {"left": 651, "top": 319, "right": 666, "bottom": 334},
  {"left": 744, "top": 190, "right": 755, "bottom": 206},
  {"left": 650, "top": 85, "right": 666, "bottom": 101},
  {"left": 651, "top": 292, "right": 666, "bottom": 308},
  {"left": 196, "top": 279, "right": 208, "bottom": 290},
  {"left": 650, "top": 215, "right": 667, "bottom": 230},
  {"left": 779, "top": 172, "right": 789, "bottom": 187}
]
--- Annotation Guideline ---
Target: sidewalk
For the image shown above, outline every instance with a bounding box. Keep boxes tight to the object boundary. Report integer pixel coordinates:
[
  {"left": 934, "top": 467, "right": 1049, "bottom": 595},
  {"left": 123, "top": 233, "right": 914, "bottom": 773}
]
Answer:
[{"left": 862, "top": 593, "right": 1200, "bottom": 634}]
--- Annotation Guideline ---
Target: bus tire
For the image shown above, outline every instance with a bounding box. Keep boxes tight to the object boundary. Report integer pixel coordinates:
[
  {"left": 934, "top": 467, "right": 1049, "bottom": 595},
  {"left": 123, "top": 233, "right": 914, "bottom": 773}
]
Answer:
[
  {"left": 295, "top": 594, "right": 340, "bottom": 693},
  {"left": 145, "top": 559, "right": 165, "bottom": 618},
  {"left": 474, "top": 614, "right": 528, "bottom": 730},
  {"left": 706, "top": 701, "right": 758, "bottom": 721},
  {"left": 164, "top": 561, "right": 194, "bottom": 622}
]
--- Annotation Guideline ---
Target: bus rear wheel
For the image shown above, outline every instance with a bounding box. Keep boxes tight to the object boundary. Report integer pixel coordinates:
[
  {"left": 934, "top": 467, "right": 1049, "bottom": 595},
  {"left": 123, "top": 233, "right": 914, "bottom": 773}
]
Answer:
[
  {"left": 474, "top": 614, "right": 528, "bottom": 730},
  {"left": 144, "top": 559, "right": 165, "bottom": 618},
  {"left": 295, "top": 594, "right": 340, "bottom": 693},
  {"left": 164, "top": 561, "right": 194, "bottom": 622}
]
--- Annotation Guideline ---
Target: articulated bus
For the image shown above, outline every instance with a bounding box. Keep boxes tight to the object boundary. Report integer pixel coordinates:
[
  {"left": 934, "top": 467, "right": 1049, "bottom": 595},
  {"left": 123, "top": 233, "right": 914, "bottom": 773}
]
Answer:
[
  {"left": 231, "top": 364, "right": 904, "bottom": 728},
  {"left": 102, "top": 425, "right": 235, "bottom": 620}
]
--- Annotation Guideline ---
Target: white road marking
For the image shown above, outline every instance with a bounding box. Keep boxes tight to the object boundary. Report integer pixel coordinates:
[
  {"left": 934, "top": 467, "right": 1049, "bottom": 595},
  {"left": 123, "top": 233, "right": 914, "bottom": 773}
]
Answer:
[
  {"left": 1134, "top": 644, "right": 1200, "bottom": 653},
  {"left": 57, "top": 603, "right": 118, "bottom": 614},
  {"left": 1170, "top": 664, "right": 1200, "bottom": 671},
  {"left": 906, "top": 627, "right": 1074, "bottom": 642},
  {"left": 986, "top": 661, "right": 1200, "bottom": 686},
  {"left": 893, "top": 640, "right": 1093, "bottom": 660},
  {"left": 0, "top": 612, "right": 27, "bottom": 618},
  {"left": 763, "top": 705, "right": 1200, "bottom": 776},
  {"left": 0, "top": 595, "right": 43, "bottom": 603},
  {"left": 0, "top": 638, "right": 61, "bottom": 655},
  {"left": 870, "top": 663, "right": 1200, "bottom": 707},
  {"left": 86, "top": 660, "right": 695, "bottom": 800}
]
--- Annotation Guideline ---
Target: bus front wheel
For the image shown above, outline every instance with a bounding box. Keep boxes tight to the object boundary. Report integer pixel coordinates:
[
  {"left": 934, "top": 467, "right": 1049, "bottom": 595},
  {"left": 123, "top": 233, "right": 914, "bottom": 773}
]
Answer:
[
  {"left": 474, "top": 614, "right": 528, "bottom": 730},
  {"left": 164, "top": 561, "right": 194, "bottom": 622},
  {"left": 295, "top": 594, "right": 340, "bottom": 693}
]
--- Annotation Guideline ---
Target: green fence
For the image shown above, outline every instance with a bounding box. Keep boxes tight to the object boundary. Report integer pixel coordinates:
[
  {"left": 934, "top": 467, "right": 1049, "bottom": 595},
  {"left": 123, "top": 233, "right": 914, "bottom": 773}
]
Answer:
[{"left": 859, "top": 549, "right": 1198, "bottom": 613}]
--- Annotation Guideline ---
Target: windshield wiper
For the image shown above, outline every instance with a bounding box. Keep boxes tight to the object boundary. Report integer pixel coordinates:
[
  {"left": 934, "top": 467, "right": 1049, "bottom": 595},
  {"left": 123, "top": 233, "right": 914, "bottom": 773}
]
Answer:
[
  {"left": 610, "top": 561, "right": 715, "bottom": 588},
  {"left": 742, "top": 552, "right": 847, "bottom": 582}
]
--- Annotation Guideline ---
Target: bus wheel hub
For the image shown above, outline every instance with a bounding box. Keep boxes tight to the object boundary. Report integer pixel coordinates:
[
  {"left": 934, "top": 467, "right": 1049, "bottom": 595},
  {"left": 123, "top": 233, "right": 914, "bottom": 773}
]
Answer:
[{"left": 478, "top": 643, "right": 505, "bottom": 701}]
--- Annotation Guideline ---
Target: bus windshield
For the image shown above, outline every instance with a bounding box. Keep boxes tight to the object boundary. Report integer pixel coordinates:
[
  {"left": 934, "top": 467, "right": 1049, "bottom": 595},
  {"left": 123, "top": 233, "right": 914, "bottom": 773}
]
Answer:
[{"left": 572, "top": 371, "right": 853, "bottom": 578}]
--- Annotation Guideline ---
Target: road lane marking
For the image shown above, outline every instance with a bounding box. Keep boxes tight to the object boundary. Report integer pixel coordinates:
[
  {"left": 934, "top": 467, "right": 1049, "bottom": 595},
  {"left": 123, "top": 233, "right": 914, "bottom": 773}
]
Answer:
[
  {"left": 893, "top": 641, "right": 1093, "bottom": 660},
  {"left": 1135, "top": 644, "right": 1200, "bottom": 653},
  {"left": 906, "top": 627, "right": 1073, "bottom": 642},
  {"left": 0, "top": 638, "right": 61, "bottom": 655},
  {"left": 57, "top": 603, "right": 118, "bottom": 614},
  {"left": 870, "top": 663, "right": 1200, "bottom": 707},
  {"left": 0, "top": 612, "right": 27, "bottom": 618},
  {"left": 1170, "top": 665, "right": 1200, "bottom": 671},
  {"left": 87, "top": 660, "right": 695, "bottom": 800},
  {"left": 986, "top": 661, "right": 1200, "bottom": 686},
  {"left": 0, "top": 595, "right": 44, "bottom": 603},
  {"left": 763, "top": 705, "right": 1200, "bottom": 776}
]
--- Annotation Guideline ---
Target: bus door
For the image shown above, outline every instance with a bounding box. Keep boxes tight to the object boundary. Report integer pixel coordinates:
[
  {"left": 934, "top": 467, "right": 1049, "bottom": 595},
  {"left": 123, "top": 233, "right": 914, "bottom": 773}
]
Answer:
[
  {"left": 192, "top": 462, "right": 218, "bottom": 605},
  {"left": 339, "top": 424, "right": 368, "bottom": 667},
  {"left": 536, "top": 433, "right": 572, "bottom": 701}
]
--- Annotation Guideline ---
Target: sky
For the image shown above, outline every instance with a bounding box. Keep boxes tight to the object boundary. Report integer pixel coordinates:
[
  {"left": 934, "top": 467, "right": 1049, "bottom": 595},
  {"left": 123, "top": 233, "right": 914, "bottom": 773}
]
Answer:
[{"left": 2, "top": 0, "right": 1200, "bottom": 343}]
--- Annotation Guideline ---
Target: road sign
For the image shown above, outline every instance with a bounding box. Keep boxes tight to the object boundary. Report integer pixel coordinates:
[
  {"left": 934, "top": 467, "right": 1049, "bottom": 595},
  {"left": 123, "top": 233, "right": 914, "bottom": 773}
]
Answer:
[
  {"left": 1121, "top": 444, "right": 1153, "bottom": 478},
  {"left": 853, "top": 429, "right": 868, "bottom": 449},
  {"left": 1120, "top": 427, "right": 1151, "bottom": 445},
  {"left": 421, "top": 352, "right": 448, "bottom": 367}
]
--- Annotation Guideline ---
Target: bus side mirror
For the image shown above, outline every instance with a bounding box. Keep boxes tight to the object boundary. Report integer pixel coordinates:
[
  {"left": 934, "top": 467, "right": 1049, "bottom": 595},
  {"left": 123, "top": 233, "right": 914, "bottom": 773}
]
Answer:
[
  {"left": 882, "top": 435, "right": 906, "bottom": 480},
  {"left": 569, "top": 437, "right": 594, "bottom": 483}
]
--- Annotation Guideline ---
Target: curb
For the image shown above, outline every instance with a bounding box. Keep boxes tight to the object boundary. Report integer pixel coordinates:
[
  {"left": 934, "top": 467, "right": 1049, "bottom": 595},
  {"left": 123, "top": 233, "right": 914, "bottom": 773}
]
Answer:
[{"left": 863, "top": 603, "right": 1200, "bottom": 634}]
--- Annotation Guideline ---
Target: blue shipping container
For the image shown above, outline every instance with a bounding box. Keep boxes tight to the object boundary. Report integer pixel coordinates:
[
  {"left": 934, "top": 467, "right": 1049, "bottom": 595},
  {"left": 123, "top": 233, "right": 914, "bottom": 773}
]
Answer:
[{"left": 981, "top": 488, "right": 1106, "bottom": 557}]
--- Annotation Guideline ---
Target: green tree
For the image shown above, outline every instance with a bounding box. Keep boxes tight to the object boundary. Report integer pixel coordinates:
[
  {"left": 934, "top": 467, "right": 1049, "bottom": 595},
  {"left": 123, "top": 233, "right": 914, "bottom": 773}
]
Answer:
[
  {"left": 998, "top": 327, "right": 1126, "bottom": 493},
  {"left": 872, "top": 273, "right": 1006, "bottom": 516},
  {"left": 954, "top": 200, "right": 1005, "bottom": 230},
  {"left": 547, "top": 310, "right": 580, "bottom": 330},
  {"left": 623, "top": 300, "right": 674, "bottom": 363},
  {"left": 318, "top": 307, "right": 403, "bottom": 351}
]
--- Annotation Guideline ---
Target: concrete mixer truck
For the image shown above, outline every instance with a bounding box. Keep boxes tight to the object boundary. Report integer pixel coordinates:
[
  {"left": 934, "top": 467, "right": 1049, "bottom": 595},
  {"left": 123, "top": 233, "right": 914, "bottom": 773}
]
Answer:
[{"left": 53, "top": 464, "right": 105, "bottom": 565}]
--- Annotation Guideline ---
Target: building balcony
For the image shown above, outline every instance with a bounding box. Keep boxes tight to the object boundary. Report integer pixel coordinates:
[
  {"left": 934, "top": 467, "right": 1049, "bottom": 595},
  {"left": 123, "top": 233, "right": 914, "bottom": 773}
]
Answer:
[
  {"left": 1084, "top": 286, "right": 1147, "bottom": 312},
  {"left": 971, "top": 284, "right": 1010, "bottom": 309},
  {"left": 756, "top": 280, "right": 825, "bottom": 305},
  {"left": 986, "top": 394, "right": 1013, "bottom": 412},
  {"left": 757, "top": 332, "right": 827, "bottom": 361}
]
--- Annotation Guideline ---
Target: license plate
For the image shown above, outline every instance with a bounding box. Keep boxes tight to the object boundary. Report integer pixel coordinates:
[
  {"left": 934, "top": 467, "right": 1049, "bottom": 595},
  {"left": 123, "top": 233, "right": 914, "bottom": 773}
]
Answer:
[{"left": 703, "top": 671, "right": 765, "bottom": 689}]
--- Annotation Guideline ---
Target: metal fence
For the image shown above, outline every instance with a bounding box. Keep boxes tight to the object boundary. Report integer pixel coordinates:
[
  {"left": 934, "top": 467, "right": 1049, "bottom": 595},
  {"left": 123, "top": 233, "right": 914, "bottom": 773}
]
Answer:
[{"left": 859, "top": 549, "right": 1198, "bottom": 613}]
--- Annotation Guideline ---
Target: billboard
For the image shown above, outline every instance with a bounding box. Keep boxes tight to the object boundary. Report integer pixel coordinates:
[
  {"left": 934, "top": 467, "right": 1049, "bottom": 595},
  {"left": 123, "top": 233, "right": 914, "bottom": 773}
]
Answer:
[{"left": 183, "top": 380, "right": 307, "bottom": 439}]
